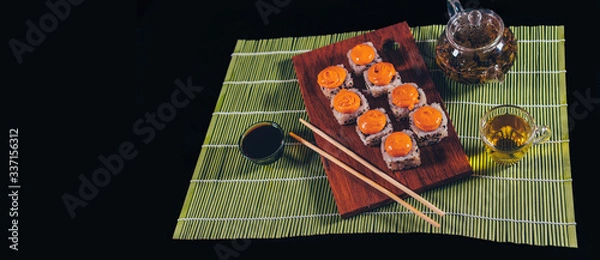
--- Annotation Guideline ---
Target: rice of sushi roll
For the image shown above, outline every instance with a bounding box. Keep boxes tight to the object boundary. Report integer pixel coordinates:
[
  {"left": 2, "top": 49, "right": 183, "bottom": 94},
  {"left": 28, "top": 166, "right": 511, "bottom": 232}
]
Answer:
[
  {"left": 346, "top": 42, "right": 383, "bottom": 75},
  {"left": 355, "top": 108, "right": 393, "bottom": 146},
  {"left": 330, "top": 89, "right": 369, "bottom": 125},
  {"left": 363, "top": 62, "right": 402, "bottom": 98},
  {"left": 317, "top": 64, "right": 354, "bottom": 99},
  {"left": 387, "top": 83, "right": 427, "bottom": 121},
  {"left": 409, "top": 103, "right": 448, "bottom": 146},
  {"left": 381, "top": 130, "right": 421, "bottom": 171}
]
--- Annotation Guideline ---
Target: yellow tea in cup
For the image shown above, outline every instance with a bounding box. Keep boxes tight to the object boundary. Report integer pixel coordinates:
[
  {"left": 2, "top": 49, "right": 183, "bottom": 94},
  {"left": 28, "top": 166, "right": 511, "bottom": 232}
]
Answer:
[{"left": 480, "top": 105, "right": 551, "bottom": 165}]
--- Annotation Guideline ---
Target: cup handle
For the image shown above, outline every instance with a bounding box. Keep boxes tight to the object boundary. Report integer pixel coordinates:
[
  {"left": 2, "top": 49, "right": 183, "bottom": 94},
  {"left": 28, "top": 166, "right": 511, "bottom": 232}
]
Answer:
[{"left": 533, "top": 125, "right": 552, "bottom": 145}]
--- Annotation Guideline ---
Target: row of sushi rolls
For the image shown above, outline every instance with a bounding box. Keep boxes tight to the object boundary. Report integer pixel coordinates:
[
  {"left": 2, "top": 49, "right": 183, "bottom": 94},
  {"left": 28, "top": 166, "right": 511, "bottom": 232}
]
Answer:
[{"left": 316, "top": 42, "right": 448, "bottom": 171}]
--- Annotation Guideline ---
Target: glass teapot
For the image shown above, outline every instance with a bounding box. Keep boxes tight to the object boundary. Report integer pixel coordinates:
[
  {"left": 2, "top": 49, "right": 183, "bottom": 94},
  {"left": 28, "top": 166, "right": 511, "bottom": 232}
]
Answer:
[{"left": 435, "top": 0, "right": 517, "bottom": 84}]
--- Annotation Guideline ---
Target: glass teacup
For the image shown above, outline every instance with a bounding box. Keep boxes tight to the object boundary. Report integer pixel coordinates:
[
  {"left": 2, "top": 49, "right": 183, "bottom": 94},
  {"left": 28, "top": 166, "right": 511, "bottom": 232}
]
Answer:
[{"left": 479, "top": 105, "right": 551, "bottom": 165}]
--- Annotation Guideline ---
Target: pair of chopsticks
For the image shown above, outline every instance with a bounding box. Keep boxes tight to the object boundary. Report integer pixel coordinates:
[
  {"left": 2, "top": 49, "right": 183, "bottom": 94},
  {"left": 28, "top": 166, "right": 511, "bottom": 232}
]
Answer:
[{"left": 290, "top": 118, "right": 444, "bottom": 228}]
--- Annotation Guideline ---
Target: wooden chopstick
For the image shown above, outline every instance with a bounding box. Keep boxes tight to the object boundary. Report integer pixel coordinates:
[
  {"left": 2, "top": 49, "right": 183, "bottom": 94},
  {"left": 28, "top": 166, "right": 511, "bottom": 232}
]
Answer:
[
  {"left": 299, "top": 118, "right": 445, "bottom": 217},
  {"left": 289, "top": 132, "right": 441, "bottom": 228}
]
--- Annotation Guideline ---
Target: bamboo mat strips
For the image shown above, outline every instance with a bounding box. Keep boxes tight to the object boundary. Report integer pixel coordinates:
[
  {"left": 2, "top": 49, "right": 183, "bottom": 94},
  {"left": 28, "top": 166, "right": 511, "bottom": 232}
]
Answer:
[{"left": 173, "top": 25, "right": 576, "bottom": 248}]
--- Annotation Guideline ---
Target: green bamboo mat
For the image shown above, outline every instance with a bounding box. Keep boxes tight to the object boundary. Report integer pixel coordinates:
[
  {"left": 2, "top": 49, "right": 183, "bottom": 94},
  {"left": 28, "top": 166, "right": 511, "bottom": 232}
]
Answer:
[{"left": 173, "top": 25, "right": 576, "bottom": 248}]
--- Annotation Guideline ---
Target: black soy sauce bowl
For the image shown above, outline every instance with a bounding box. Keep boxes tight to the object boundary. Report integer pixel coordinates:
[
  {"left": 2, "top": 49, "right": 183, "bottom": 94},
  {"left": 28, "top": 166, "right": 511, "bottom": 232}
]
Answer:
[{"left": 238, "top": 121, "right": 285, "bottom": 165}]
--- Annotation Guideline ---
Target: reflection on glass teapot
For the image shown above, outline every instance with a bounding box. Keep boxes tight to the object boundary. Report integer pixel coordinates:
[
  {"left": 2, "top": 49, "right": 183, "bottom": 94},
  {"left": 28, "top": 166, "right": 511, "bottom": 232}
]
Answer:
[{"left": 435, "top": 0, "right": 517, "bottom": 84}]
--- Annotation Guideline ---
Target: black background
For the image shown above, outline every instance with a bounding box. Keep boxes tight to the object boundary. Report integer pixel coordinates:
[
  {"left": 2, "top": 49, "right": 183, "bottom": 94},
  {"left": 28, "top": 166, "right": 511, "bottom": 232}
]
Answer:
[{"left": 6, "top": 0, "right": 597, "bottom": 259}]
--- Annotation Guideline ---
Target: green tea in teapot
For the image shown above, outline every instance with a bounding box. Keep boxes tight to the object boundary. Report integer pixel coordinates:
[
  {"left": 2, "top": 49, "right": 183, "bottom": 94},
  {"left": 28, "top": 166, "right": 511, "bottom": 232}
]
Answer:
[{"left": 435, "top": 1, "right": 517, "bottom": 84}]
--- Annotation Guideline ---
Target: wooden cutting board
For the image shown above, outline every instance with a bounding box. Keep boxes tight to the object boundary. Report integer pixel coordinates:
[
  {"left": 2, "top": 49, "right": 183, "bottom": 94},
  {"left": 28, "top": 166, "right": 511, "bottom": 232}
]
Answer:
[{"left": 292, "top": 21, "right": 473, "bottom": 218}]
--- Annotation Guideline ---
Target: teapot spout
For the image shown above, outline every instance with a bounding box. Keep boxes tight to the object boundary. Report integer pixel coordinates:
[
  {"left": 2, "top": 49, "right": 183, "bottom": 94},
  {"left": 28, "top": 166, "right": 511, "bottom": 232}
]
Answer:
[
  {"left": 483, "top": 66, "right": 505, "bottom": 83},
  {"left": 447, "top": 0, "right": 464, "bottom": 19}
]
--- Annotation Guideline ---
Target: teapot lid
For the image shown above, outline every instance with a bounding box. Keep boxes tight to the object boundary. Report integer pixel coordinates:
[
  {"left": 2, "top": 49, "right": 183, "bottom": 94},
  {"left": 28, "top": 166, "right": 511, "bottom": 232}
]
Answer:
[{"left": 446, "top": 9, "right": 505, "bottom": 52}]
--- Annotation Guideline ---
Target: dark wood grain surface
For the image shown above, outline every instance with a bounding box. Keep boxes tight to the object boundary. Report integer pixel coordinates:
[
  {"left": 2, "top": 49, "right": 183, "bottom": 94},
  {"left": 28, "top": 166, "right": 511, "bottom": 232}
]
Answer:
[{"left": 292, "top": 22, "right": 473, "bottom": 218}]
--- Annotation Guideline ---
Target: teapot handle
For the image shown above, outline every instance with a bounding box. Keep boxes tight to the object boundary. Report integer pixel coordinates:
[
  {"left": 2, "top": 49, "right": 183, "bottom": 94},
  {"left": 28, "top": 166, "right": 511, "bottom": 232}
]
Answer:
[{"left": 447, "top": 0, "right": 464, "bottom": 18}]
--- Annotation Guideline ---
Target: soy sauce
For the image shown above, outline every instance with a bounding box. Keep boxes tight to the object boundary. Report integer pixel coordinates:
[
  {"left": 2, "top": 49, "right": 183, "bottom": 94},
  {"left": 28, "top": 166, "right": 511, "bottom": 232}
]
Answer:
[{"left": 241, "top": 123, "right": 283, "bottom": 159}]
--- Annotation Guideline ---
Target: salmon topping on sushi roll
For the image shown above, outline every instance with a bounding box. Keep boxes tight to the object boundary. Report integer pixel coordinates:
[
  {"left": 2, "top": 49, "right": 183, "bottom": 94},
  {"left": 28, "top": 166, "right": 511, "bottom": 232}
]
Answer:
[
  {"left": 349, "top": 43, "right": 376, "bottom": 66},
  {"left": 413, "top": 106, "right": 443, "bottom": 132},
  {"left": 318, "top": 66, "right": 347, "bottom": 89},
  {"left": 391, "top": 84, "right": 420, "bottom": 110},
  {"left": 357, "top": 109, "right": 387, "bottom": 134},
  {"left": 384, "top": 132, "right": 413, "bottom": 157},
  {"left": 367, "top": 62, "right": 396, "bottom": 86},
  {"left": 332, "top": 89, "right": 361, "bottom": 114}
]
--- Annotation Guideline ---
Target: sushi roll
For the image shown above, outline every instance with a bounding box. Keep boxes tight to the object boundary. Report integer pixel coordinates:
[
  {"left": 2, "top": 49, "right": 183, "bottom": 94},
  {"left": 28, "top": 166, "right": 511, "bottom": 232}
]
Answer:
[
  {"left": 363, "top": 62, "right": 402, "bottom": 98},
  {"left": 346, "top": 42, "right": 383, "bottom": 75},
  {"left": 330, "top": 89, "right": 369, "bottom": 125},
  {"left": 355, "top": 108, "right": 393, "bottom": 146},
  {"left": 317, "top": 64, "right": 354, "bottom": 99},
  {"left": 387, "top": 83, "right": 427, "bottom": 121},
  {"left": 409, "top": 103, "right": 448, "bottom": 146},
  {"left": 381, "top": 130, "right": 421, "bottom": 171}
]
